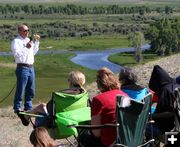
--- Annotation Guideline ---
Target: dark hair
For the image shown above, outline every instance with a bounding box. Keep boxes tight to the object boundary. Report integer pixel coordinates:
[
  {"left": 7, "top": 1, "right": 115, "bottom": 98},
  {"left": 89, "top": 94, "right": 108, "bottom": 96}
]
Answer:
[{"left": 119, "top": 67, "right": 137, "bottom": 85}]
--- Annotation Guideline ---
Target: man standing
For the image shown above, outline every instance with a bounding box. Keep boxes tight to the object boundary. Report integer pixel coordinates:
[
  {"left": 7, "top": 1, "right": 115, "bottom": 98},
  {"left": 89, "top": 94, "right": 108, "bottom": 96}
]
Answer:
[{"left": 11, "top": 24, "right": 40, "bottom": 118}]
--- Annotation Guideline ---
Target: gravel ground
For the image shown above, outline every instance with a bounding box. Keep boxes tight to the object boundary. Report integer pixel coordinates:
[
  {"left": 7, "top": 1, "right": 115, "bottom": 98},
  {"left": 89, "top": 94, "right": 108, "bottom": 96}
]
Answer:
[
  {"left": 0, "top": 53, "right": 179, "bottom": 147},
  {"left": 132, "top": 53, "right": 180, "bottom": 86}
]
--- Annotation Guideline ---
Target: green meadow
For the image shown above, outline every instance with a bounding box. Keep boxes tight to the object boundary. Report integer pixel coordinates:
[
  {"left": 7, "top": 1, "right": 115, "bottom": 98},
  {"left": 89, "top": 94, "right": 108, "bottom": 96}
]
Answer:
[
  {"left": 0, "top": 0, "right": 180, "bottom": 107},
  {"left": 0, "top": 54, "right": 96, "bottom": 107}
]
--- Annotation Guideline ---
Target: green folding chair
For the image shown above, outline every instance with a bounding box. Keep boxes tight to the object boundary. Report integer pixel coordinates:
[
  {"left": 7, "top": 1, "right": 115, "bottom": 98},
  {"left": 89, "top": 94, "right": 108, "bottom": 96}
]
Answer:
[
  {"left": 21, "top": 90, "right": 90, "bottom": 146},
  {"left": 48, "top": 91, "right": 90, "bottom": 143},
  {"left": 114, "top": 93, "right": 155, "bottom": 147}
]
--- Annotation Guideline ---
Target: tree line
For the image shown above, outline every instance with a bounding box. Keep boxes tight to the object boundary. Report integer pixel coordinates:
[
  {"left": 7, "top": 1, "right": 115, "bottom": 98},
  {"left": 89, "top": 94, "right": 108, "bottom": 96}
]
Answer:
[
  {"left": 145, "top": 18, "right": 180, "bottom": 56},
  {"left": 0, "top": 4, "right": 175, "bottom": 16},
  {"left": 129, "top": 18, "right": 180, "bottom": 63}
]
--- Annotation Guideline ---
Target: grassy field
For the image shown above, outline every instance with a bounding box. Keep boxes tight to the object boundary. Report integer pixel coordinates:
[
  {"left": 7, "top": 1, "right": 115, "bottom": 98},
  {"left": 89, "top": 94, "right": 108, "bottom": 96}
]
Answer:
[
  {"left": 0, "top": 35, "right": 129, "bottom": 52},
  {"left": 0, "top": 53, "right": 97, "bottom": 108},
  {"left": 109, "top": 51, "right": 162, "bottom": 67}
]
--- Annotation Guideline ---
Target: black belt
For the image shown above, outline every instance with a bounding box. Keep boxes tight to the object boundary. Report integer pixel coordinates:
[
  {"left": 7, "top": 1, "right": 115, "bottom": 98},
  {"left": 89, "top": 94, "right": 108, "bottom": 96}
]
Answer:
[{"left": 17, "top": 63, "right": 33, "bottom": 68}]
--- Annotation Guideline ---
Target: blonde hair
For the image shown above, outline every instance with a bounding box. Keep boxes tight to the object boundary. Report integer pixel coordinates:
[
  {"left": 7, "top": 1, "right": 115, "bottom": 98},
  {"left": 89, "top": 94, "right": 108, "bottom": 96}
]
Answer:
[
  {"left": 96, "top": 67, "right": 120, "bottom": 92},
  {"left": 30, "top": 127, "right": 55, "bottom": 147},
  {"left": 68, "top": 70, "right": 86, "bottom": 88}
]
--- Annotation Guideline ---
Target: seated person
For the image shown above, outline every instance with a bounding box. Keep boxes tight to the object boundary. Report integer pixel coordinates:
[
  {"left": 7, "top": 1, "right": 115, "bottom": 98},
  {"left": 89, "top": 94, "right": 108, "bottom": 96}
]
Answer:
[
  {"left": 119, "top": 67, "right": 157, "bottom": 114},
  {"left": 148, "top": 65, "right": 180, "bottom": 134},
  {"left": 30, "top": 127, "right": 61, "bottom": 147},
  {"left": 18, "top": 70, "right": 88, "bottom": 126},
  {"left": 78, "top": 67, "right": 128, "bottom": 147},
  {"left": 119, "top": 67, "right": 149, "bottom": 102}
]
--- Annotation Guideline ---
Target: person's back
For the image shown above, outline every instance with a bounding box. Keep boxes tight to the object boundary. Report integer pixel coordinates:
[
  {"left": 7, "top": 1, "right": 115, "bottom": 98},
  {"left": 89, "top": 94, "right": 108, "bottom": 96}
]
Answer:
[
  {"left": 92, "top": 89, "right": 127, "bottom": 146},
  {"left": 91, "top": 67, "right": 128, "bottom": 146},
  {"left": 149, "top": 65, "right": 180, "bottom": 133}
]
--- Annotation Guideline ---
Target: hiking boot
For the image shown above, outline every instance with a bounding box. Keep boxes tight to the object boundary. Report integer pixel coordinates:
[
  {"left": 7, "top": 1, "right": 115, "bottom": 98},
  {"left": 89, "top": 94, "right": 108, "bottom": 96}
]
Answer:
[{"left": 16, "top": 111, "right": 30, "bottom": 126}]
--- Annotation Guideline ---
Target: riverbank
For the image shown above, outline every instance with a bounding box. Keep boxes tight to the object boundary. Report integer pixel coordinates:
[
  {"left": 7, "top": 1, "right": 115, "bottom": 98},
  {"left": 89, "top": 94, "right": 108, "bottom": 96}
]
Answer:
[{"left": 0, "top": 53, "right": 179, "bottom": 146}]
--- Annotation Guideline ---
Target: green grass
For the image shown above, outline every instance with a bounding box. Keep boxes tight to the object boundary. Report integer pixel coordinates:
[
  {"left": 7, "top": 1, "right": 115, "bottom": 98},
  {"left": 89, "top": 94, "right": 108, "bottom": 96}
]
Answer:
[
  {"left": 41, "top": 35, "right": 129, "bottom": 50},
  {"left": 0, "top": 53, "right": 96, "bottom": 107},
  {"left": 108, "top": 51, "right": 162, "bottom": 67},
  {"left": 0, "top": 35, "right": 129, "bottom": 52}
]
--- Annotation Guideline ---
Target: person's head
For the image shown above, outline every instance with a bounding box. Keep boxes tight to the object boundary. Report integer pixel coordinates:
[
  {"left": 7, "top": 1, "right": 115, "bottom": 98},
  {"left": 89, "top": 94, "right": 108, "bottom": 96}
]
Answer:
[
  {"left": 119, "top": 67, "right": 137, "bottom": 86},
  {"left": 30, "top": 127, "right": 55, "bottom": 147},
  {"left": 68, "top": 70, "right": 86, "bottom": 89},
  {"left": 18, "top": 24, "right": 29, "bottom": 39},
  {"left": 149, "top": 65, "right": 173, "bottom": 94},
  {"left": 96, "top": 67, "right": 120, "bottom": 92}
]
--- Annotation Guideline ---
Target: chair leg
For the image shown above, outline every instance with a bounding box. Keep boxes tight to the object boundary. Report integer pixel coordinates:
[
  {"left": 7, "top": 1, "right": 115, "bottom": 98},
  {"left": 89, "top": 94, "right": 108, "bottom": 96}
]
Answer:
[{"left": 66, "top": 137, "right": 77, "bottom": 147}]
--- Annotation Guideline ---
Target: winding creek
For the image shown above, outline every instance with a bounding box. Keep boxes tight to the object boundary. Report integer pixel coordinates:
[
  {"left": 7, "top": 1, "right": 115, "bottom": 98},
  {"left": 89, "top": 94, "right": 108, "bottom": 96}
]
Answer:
[
  {"left": 0, "top": 44, "right": 150, "bottom": 73},
  {"left": 71, "top": 44, "right": 150, "bottom": 73}
]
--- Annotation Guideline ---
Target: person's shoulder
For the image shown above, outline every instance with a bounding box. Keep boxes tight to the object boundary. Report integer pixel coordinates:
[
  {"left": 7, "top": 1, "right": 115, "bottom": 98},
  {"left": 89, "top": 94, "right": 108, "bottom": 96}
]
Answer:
[
  {"left": 95, "top": 89, "right": 128, "bottom": 98},
  {"left": 12, "top": 35, "right": 22, "bottom": 41},
  {"left": 114, "top": 89, "right": 129, "bottom": 96},
  {"left": 60, "top": 87, "right": 85, "bottom": 95}
]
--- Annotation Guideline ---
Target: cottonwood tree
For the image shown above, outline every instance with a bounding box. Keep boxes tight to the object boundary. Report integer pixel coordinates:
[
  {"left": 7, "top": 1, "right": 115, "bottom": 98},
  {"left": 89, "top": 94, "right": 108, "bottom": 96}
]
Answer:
[
  {"left": 128, "top": 31, "right": 145, "bottom": 63},
  {"left": 145, "top": 18, "right": 180, "bottom": 56}
]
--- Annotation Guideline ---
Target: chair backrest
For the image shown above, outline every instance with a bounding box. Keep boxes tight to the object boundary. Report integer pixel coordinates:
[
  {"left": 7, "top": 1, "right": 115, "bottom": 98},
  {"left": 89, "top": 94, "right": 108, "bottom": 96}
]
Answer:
[
  {"left": 52, "top": 90, "right": 89, "bottom": 113},
  {"left": 49, "top": 91, "right": 89, "bottom": 139},
  {"left": 115, "top": 93, "right": 152, "bottom": 147}
]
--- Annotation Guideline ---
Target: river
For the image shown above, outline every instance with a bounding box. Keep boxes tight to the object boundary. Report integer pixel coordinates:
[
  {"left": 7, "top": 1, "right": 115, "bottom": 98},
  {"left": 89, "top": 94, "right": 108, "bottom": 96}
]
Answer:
[
  {"left": 0, "top": 44, "right": 150, "bottom": 73},
  {"left": 71, "top": 44, "right": 150, "bottom": 73}
]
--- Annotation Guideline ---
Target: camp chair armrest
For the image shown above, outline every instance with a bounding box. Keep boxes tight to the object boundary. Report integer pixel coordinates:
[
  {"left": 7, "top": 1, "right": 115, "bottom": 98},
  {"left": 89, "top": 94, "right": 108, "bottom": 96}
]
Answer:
[
  {"left": 67, "top": 123, "right": 118, "bottom": 129},
  {"left": 19, "top": 111, "right": 47, "bottom": 118},
  {"left": 152, "top": 112, "right": 175, "bottom": 119},
  {"left": 137, "top": 139, "right": 155, "bottom": 147}
]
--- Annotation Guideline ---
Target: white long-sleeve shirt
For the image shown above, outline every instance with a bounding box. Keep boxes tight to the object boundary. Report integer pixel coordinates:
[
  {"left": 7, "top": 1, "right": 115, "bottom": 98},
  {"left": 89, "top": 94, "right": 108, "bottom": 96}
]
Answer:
[{"left": 11, "top": 35, "right": 39, "bottom": 64}]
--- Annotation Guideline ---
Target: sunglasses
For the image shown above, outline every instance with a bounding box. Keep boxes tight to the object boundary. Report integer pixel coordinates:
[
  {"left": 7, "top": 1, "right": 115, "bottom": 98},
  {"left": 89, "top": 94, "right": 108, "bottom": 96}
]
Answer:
[{"left": 23, "top": 29, "right": 29, "bottom": 33}]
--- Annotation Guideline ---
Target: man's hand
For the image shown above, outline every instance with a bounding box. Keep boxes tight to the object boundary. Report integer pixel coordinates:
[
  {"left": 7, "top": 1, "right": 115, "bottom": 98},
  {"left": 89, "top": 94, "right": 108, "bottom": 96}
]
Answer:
[
  {"left": 33, "top": 34, "right": 40, "bottom": 41},
  {"left": 26, "top": 42, "right": 32, "bottom": 49}
]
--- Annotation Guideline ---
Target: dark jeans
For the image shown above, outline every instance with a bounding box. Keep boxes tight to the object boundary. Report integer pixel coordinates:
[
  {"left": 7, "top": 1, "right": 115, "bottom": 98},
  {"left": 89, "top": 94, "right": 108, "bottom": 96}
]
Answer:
[
  {"left": 146, "top": 123, "right": 162, "bottom": 140},
  {"left": 78, "top": 130, "right": 107, "bottom": 147}
]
